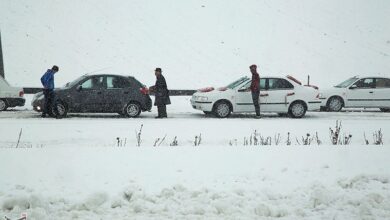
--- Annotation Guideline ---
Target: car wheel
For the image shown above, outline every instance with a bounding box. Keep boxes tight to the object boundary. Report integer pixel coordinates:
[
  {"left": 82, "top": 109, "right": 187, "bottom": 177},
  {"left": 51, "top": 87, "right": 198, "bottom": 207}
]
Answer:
[
  {"left": 213, "top": 101, "right": 231, "bottom": 118},
  {"left": 327, "top": 97, "right": 343, "bottom": 112},
  {"left": 53, "top": 101, "right": 68, "bottom": 117},
  {"left": 0, "top": 99, "right": 8, "bottom": 111},
  {"left": 289, "top": 101, "right": 306, "bottom": 118},
  {"left": 124, "top": 102, "right": 141, "bottom": 118},
  {"left": 380, "top": 108, "right": 390, "bottom": 112}
]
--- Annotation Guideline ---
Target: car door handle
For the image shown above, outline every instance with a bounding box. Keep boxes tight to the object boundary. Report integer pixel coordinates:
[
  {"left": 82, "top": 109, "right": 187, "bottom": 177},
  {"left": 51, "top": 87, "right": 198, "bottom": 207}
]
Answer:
[
  {"left": 124, "top": 91, "right": 129, "bottom": 94},
  {"left": 369, "top": 91, "right": 374, "bottom": 94},
  {"left": 260, "top": 94, "right": 269, "bottom": 97}
]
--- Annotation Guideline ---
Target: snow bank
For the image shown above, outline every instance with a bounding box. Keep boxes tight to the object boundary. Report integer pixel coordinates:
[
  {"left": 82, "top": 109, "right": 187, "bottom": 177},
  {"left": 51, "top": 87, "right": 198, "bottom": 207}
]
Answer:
[{"left": 2, "top": 174, "right": 390, "bottom": 219}]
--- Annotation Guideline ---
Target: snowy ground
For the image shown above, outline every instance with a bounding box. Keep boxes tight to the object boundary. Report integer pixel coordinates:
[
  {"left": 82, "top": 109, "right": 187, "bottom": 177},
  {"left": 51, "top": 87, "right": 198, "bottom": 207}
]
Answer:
[{"left": 1, "top": 96, "right": 390, "bottom": 219}]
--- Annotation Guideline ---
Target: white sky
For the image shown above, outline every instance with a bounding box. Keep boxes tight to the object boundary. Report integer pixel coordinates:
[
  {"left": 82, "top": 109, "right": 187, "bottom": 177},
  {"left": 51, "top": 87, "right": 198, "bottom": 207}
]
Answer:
[{"left": 1, "top": 0, "right": 389, "bottom": 88}]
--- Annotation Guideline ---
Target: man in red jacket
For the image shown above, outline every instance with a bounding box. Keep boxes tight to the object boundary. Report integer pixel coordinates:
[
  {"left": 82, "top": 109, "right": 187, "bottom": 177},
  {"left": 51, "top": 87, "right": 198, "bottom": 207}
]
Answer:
[{"left": 249, "top": 64, "right": 261, "bottom": 118}]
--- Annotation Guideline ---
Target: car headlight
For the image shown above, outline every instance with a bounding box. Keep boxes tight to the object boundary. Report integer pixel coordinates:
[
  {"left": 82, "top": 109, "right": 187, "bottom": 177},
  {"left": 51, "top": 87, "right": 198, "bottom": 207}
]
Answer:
[
  {"left": 196, "top": 96, "right": 208, "bottom": 102},
  {"left": 317, "top": 93, "right": 326, "bottom": 99},
  {"left": 194, "top": 96, "right": 208, "bottom": 102}
]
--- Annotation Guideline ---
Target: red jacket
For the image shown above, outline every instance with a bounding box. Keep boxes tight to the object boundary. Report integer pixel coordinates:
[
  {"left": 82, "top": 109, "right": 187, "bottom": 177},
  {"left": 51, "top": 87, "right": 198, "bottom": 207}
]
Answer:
[{"left": 250, "top": 72, "right": 260, "bottom": 92}]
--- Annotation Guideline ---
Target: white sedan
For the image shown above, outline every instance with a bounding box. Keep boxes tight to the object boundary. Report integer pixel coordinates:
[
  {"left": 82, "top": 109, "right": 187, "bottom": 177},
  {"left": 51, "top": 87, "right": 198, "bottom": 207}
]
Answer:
[
  {"left": 319, "top": 76, "right": 390, "bottom": 112},
  {"left": 191, "top": 76, "right": 321, "bottom": 118}
]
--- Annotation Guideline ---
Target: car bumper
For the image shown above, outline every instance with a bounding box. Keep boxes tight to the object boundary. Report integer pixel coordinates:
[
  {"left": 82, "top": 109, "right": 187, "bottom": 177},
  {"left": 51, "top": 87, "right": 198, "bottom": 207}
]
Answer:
[
  {"left": 142, "top": 96, "right": 153, "bottom": 111},
  {"left": 190, "top": 99, "right": 214, "bottom": 112},
  {"left": 5, "top": 98, "right": 26, "bottom": 107},
  {"left": 307, "top": 101, "right": 322, "bottom": 111}
]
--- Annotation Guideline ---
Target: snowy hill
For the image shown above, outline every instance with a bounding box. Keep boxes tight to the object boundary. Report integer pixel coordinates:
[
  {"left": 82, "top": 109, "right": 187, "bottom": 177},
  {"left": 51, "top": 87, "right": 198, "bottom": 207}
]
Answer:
[{"left": 1, "top": 0, "right": 390, "bottom": 89}]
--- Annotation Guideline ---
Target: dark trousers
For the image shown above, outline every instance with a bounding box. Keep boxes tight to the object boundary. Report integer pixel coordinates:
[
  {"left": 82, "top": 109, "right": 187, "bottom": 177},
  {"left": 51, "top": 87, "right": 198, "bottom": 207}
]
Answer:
[
  {"left": 157, "top": 104, "right": 167, "bottom": 117},
  {"left": 43, "top": 89, "right": 58, "bottom": 116},
  {"left": 251, "top": 91, "right": 260, "bottom": 116}
]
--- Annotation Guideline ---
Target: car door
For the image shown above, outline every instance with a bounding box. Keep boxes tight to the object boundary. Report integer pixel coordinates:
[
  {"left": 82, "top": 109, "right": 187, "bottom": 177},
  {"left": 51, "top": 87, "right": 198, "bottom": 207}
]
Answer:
[
  {"left": 262, "top": 78, "right": 295, "bottom": 112},
  {"left": 234, "top": 78, "right": 266, "bottom": 112},
  {"left": 346, "top": 78, "right": 375, "bottom": 107},
  {"left": 72, "top": 76, "right": 105, "bottom": 112},
  {"left": 374, "top": 78, "right": 390, "bottom": 108},
  {"left": 103, "top": 76, "right": 132, "bottom": 112}
]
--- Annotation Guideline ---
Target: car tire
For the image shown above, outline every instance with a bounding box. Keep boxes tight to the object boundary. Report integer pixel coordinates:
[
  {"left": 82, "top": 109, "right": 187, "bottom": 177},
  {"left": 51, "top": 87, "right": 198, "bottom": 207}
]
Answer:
[
  {"left": 288, "top": 101, "right": 306, "bottom": 118},
  {"left": 213, "top": 101, "right": 231, "bottom": 118},
  {"left": 327, "top": 97, "right": 343, "bottom": 112},
  {"left": 0, "top": 99, "right": 8, "bottom": 111},
  {"left": 53, "top": 101, "right": 68, "bottom": 118},
  {"left": 380, "top": 108, "right": 390, "bottom": 112},
  {"left": 124, "top": 102, "right": 141, "bottom": 118}
]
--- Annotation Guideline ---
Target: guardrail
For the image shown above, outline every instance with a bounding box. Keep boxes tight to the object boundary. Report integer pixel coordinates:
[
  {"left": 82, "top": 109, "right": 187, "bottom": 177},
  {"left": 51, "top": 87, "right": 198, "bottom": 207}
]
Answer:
[{"left": 23, "top": 88, "right": 197, "bottom": 96}]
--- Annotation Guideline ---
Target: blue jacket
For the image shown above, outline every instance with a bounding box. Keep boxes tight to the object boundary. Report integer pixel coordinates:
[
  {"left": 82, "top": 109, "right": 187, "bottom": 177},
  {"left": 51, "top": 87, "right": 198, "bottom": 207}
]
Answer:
[{"left": 40, "top": 69, "right": 55, "bottom": 90}]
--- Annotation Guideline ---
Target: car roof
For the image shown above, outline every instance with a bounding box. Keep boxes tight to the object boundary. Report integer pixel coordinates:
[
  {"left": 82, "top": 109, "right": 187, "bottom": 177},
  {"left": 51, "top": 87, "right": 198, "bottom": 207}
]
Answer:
[
  {"left": 84, "top": 73, "right": 134, "bottom": 78},
  {"left": 354, "top": 75, "right": 390, "bottom": 79}
]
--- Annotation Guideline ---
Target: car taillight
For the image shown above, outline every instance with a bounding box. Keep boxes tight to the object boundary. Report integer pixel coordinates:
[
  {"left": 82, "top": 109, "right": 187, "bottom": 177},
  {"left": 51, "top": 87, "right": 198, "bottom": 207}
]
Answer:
[
  {"left": 19, "top": 91, "right": 24, "bottom": 97},
  {"left": 140, "top": 87, "right": 149, "bottom": 95}
]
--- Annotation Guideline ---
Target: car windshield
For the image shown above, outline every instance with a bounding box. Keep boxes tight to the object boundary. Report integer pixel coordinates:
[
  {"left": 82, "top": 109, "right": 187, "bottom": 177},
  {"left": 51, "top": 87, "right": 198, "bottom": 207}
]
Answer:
[
  {"left": 334, "top": 77, "right": 359, "bottom": 88},
  {"left": 65, "top": 75, "right": 88, "bottom": 88},
  {"left": 226, "top": 76, "right": 250, "bottom": 89}
]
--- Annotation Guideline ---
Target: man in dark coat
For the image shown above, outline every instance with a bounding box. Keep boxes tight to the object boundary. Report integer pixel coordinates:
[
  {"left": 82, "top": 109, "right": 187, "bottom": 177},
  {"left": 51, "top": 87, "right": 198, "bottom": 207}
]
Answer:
[
  {"left": 40, "top": 65, "right": 60, "bottom": 118},
  {"left": 249, "top": 64, "right": 261, "bottom": 118},
  {"left": 151, "top": 68, "right": 170, "bottom": 118}
]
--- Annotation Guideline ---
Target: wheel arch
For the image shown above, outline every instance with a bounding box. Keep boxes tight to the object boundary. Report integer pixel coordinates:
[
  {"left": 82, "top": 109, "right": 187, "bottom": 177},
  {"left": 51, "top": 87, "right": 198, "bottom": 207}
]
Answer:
[
  {"left": 326, "top": 95, "right": 345, "bottom": 107},
  {"left": 123, "top": 100, "right": 142, "bottom": 117},
  {"left": 212, "top": 99, "right": 234, "bottom": 112},
  {"left": 56, "top": 99, "right": 69, "bottom": 110},
  {"left": 289, "top": 99, "right": 308, "bottom": 111}
]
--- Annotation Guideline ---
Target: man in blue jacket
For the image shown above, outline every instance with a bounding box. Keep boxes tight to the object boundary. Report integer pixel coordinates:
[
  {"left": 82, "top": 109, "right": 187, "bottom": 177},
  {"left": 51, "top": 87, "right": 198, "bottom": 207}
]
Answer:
[{"left": 40, "top": 65, "right": 59, "bottom": 118}]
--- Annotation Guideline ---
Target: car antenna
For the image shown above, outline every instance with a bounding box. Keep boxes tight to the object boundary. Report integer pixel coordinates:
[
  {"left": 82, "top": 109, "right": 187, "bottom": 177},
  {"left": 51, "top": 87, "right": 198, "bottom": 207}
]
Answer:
[{"left": 85, "top": 66, "right": 112, "bottom": 75}]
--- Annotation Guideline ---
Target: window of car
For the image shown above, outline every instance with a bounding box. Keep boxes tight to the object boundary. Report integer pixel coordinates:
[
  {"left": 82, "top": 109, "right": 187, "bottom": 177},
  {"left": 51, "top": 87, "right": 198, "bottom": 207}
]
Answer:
[
  {"left": 375, "top": 78, "right": 390, "bottom": 88},
  {"left": 353, "top": 78, "right": 375, "bottom": 88},
  {"left": 268, "top": 78, "right": 294, "bottom": 90},
  {"left": 259, "top": 79, "right": 266, "bottom": 90},
  {"left": 107, "top": 76, "right": 131, "bottom": 89},
  {"left": 81, "top": 76, "right": 105, "bottom": 89},
  {"left": 239, "top": 78, "right": 266, "bottom": 91}
]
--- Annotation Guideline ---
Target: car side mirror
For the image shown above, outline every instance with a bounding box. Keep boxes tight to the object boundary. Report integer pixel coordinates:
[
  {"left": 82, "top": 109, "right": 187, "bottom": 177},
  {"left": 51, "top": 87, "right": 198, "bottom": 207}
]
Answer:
[
  {"left": 349, "top": 85, "right": 357, "bottom": 89},
  {"left": 238, "top": 88, "right": 248, "bottom": 92},
  {"left": 76, "top": 85, "right": 82, "bottom": 91}
]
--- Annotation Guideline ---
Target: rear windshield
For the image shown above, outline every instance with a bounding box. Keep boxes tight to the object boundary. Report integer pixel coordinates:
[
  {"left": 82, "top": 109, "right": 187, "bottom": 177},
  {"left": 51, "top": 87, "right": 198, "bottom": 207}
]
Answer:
[{"left": 128, "top": 76, "right": 145, "bottom": 88}]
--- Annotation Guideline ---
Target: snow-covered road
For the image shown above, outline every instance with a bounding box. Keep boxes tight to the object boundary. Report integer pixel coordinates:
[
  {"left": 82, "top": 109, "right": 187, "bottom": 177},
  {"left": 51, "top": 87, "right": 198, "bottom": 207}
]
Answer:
[{"left": 1, "top": 96, "right": 390, "bottom": 219}]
